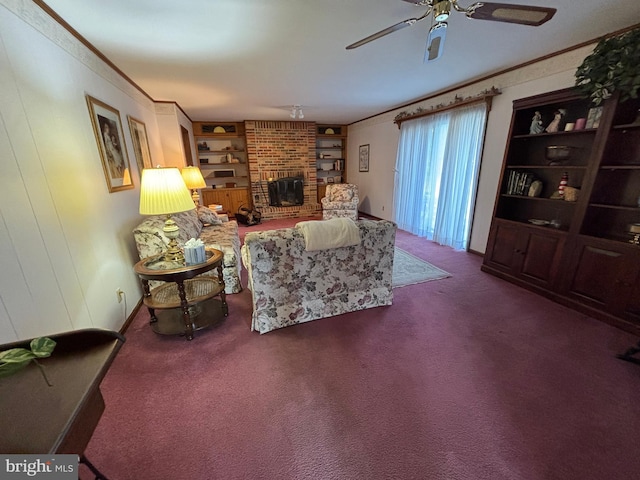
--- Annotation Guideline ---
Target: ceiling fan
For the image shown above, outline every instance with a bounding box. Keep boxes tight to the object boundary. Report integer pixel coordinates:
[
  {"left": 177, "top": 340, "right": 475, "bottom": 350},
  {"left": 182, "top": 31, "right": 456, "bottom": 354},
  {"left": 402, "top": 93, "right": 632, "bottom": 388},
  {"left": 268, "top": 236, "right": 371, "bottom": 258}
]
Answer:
[{"left": 346, "top": 1, "right": 556, "bottom": 62}]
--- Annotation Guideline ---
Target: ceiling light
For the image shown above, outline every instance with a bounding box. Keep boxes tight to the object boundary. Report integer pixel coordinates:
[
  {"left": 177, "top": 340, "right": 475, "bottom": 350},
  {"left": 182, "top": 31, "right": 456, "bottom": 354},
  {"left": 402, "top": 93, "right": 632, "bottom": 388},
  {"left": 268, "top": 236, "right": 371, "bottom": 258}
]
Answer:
[
  {"left": 290, "top": 105, "right": 304, "bottom": 119},
  {"left": 425, "top": 22, "right": 447, "bottom": 62}
]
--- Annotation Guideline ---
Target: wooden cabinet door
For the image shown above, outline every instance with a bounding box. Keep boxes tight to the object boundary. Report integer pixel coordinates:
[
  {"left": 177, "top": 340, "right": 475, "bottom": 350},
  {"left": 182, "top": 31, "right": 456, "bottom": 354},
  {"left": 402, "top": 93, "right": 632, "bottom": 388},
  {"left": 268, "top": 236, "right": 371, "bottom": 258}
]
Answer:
[
  {"left": 483, "top": 220, "right": 563, "bottom": 288},
  {"left": 484, "top": 221, "right": 520, "bottom": 273},
  {"left": 563, "top": 238, "right": 639, "bottom": 318},
  {"left": 317, "top": 184, "right": 328, "bottom": 204},
  {"left": 518, "top": 230, "right": 564, "bottom": 288},
  {"left": 622, "top": 272, "right": 640, "bottom": 326},
  {"left": 201, "top": 188, "right": 250, "bottom": 215},
  {"left": 201, "top": 189, "right": 226, "bottom": 209},
  {"left": 227, "top": 188, "right": 250, "bottom": 214}
]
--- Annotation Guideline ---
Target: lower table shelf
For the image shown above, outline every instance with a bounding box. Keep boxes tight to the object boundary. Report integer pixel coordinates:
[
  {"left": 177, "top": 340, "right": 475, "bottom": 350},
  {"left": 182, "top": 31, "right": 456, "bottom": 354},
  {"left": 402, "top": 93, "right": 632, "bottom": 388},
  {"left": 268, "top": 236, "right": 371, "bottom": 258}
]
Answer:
[
  {"left": 143, "top": 277, "right": 223, "bottom": 309},
  {"left": 150, "top": 297, "right": 228, "bottom": 336}
]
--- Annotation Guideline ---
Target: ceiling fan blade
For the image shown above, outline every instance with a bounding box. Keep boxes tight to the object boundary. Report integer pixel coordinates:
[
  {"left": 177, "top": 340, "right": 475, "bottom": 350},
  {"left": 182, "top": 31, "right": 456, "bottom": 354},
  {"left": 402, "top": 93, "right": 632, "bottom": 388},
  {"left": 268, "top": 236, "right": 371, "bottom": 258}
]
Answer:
[
  {"left": 346, "top": 18, "right": 422, "bottom": 49},
  {"left": 467, "top": 2, "right": 556, "bottom": 26},
  {"left": 424, "top": 21, "right": 447, "bottom": 62}
]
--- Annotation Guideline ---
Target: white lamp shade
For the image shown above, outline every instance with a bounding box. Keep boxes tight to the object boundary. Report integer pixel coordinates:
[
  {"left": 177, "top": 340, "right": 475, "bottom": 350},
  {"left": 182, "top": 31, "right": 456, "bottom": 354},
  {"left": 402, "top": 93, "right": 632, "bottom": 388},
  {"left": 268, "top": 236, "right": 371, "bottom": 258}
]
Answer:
[
  {"left": 139, "top": 167, "right": 195, "bottom": 215},
  {"left": 181, "top": 166, "right": 207, "bottom": 189}
]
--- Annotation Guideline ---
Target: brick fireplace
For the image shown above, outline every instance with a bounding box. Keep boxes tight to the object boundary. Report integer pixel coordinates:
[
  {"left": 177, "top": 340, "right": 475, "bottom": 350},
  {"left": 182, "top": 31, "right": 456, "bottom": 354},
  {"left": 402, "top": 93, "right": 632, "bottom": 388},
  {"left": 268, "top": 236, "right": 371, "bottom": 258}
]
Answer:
[{"left": 245, "top": 120, "right": 320, "bottom": 220}]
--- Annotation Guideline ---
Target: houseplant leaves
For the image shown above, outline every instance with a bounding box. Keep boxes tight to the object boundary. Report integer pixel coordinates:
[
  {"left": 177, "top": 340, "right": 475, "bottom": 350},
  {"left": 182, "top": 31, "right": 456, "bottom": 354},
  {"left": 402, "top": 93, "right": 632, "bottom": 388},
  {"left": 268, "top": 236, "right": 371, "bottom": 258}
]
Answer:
[
  {"left": 575, "top": 27, "right": 640, "bottom": 105},
  {"left": 0, "top": 337, "right": 56, "bottom": 385}
]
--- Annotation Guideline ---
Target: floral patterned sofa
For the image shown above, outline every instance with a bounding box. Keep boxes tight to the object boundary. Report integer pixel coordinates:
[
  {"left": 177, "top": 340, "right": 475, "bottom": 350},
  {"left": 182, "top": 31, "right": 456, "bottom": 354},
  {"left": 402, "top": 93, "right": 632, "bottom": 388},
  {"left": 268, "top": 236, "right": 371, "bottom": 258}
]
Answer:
[
  {"left": 133, "top": 207, "right": 242, "bottom": 294},
  {"left": 241, "top": 219, "right": 397, "bottom": 334}
]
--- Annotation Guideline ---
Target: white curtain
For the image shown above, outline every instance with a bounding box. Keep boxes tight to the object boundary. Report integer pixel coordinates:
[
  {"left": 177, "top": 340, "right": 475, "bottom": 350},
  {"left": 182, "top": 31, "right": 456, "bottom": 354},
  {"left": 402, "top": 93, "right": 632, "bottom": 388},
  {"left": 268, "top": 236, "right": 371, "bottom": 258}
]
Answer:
[{"left": 393, "top": 102, "right": 488, "bottom": 250}]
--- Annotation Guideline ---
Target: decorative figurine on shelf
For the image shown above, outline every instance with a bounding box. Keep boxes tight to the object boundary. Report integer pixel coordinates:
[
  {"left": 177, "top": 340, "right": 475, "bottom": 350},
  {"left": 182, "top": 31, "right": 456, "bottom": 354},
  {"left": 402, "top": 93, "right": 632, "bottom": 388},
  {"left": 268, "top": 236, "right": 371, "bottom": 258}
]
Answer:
[
  {"left": 546, "top": 109, "right": 567, "bottom": 133},
  {"left": 558, "top": 172, "right": 569, "bottom": 197},
  {"left": 528, "top": 180, "right": 543, "bottom": 197},
  {"left": 530, "top": 111, "right": 544, "bottom": 134}
]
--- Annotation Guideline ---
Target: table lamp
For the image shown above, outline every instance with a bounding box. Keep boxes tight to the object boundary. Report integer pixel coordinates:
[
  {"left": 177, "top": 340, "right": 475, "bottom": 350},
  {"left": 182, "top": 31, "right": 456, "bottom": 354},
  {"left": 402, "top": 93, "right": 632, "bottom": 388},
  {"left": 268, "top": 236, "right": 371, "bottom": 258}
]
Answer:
[
  {"left": 139, "top": 167, "right": 195, "bottom": 264},
  {"left": 181, "top": 166, "right": 207, "bottom": 206}
]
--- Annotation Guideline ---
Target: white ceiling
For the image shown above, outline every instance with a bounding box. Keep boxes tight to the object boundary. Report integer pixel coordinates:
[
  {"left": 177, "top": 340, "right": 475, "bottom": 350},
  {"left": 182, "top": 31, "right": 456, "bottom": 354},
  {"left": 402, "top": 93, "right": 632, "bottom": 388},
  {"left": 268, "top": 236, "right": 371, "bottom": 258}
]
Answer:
[{"left": 42, "top": 0, "right": 640, "bottom": 124}]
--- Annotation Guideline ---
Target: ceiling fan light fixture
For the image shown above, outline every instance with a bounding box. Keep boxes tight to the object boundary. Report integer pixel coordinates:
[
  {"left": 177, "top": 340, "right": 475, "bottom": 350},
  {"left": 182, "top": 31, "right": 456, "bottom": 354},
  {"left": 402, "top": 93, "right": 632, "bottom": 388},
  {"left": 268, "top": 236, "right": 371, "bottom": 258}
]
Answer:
[
  {"left": 433, "top": 1, "right": 451, "bottom": 22},
  {"left": 425, "top": 21, "right": 447, "bottom": 62},
  {"left": 349, "top": 1, "right": 557, "bottom": 59},
  {"left": 290, "top": 105, "right": 304, "bottom": 119}
]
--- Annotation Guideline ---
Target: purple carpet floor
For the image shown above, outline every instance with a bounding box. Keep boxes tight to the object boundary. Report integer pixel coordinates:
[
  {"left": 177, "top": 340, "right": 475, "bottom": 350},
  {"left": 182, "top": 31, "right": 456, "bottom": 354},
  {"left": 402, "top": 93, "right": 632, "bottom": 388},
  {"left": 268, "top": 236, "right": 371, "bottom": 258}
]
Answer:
[{"left": 83, "top": 217, "right": 640, "bottom": 480}]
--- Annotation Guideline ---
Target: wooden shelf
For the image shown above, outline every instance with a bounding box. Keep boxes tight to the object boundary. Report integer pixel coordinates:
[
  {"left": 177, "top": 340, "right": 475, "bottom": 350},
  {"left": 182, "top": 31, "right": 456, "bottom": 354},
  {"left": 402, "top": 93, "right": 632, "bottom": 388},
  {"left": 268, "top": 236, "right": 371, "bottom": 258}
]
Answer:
[
  {"left": 484, "top": 88, "right": 640, "bottom": 335},
  {"left": 198, "top": 150, "right": 245, "bottom": 154},
  {"left": 194, "top": 121, "right": 251, "bottom": 197},
  {"left": 506, "top": 165, "right": 588, "bottom": 169},
  {"left": 589, "top": 203, "right": 640, "bottom": 211},
  {"left": 599, "top": 165, "right": 640, "bottom": 170},
  {"left": 512, "top": 129, "right": 597, "bottom": 139},
  {"left": 200, "top": 163, "right": 246, "bottom": 167},
  {"left": 193, "top": 122, "right": 244, "bottom": 136},
  {"left": 316, "top": 126, "right": 347, "bottom": 202}
]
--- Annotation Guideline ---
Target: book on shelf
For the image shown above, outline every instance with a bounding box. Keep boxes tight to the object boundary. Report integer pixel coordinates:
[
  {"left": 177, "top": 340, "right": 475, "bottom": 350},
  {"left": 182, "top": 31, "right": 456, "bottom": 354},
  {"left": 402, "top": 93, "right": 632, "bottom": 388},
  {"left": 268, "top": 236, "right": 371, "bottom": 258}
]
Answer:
[{"left": 506, "top": 170, "right": 535, "bottom": 196}]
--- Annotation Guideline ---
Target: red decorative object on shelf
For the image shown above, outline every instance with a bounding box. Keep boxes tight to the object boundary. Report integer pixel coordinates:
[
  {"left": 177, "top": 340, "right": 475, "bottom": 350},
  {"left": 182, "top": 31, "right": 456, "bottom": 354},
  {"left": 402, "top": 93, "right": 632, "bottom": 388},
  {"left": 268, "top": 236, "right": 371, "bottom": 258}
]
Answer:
[{"left": 558, "top": 172, "right": 568, "bottom": 196}]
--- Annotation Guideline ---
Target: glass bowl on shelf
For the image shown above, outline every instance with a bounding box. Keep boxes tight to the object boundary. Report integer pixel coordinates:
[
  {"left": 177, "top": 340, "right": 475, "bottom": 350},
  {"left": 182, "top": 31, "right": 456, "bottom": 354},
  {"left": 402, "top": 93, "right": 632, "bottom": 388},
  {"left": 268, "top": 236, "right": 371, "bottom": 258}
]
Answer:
[{"left": 545, "top": 145, "right": 573, "bottom": 165}]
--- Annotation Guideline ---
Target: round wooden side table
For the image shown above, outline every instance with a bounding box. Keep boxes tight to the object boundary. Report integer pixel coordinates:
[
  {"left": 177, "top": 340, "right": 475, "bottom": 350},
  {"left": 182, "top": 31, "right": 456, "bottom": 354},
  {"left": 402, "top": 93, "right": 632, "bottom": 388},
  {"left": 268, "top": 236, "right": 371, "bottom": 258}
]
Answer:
[{"left": 133, "top": 248, "right": 227, "bottom": 340}]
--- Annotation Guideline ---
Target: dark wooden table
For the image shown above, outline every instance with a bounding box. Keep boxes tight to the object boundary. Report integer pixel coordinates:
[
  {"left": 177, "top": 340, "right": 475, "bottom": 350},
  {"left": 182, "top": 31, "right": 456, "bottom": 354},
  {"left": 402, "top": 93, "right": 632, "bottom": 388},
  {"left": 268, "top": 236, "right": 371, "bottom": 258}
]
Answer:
[
  {"left": 133, "top": 248, "right": 228, "bottom": 340},
  {"left": 0, "top": 329, "right": 125, "bottom": 477}
]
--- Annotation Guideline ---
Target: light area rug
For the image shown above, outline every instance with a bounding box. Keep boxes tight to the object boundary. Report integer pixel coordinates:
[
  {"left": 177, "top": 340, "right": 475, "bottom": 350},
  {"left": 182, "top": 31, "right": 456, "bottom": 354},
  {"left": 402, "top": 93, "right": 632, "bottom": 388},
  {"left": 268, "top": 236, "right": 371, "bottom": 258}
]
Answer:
[{"left": 392, "top": 247, "right": 451, "bottom": 288}]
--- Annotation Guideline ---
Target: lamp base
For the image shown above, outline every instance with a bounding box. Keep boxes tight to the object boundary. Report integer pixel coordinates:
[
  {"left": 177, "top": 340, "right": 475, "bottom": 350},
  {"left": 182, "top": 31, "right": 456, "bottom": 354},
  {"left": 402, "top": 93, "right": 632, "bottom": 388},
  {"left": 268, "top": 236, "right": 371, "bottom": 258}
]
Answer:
[
  {"left": 164, "top": 240, "right": 185, "bottom": 264},
  {"left": 191, "top": 189, "right": 201, "bottom": 207},
  {"left": 163, "top": 216, "right": 185, "bottom": 264}
]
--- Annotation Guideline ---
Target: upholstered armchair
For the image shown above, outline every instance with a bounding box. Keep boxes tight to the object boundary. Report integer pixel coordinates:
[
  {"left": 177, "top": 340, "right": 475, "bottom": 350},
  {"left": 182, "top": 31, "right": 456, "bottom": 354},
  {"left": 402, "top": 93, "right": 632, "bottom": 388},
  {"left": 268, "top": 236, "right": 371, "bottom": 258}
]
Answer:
[{"left": 321, "top": 183, "right": 359, "bottom": 221}]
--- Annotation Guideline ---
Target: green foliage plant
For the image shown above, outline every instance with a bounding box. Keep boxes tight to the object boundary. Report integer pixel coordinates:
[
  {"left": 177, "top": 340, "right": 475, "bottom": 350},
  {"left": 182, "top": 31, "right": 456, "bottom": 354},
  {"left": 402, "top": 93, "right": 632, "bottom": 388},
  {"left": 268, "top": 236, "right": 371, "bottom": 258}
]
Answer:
[
  {"left": 0, "top": 337, "right": 56, "bottom": 386},
  {"left": 575, "top": 27, "right": 640, "bottom": 105}
]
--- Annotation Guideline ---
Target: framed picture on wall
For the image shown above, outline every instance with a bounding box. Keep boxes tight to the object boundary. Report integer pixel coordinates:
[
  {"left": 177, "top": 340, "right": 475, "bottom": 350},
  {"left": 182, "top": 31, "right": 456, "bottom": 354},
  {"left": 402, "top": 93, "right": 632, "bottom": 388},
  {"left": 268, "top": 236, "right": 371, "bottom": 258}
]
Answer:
[
  {"left": 359, "top": 144, "right": 370, "bottom": 172},
  {"left": 86, "top": 95, "right": 134, "bottom": 193},
  {"left": 127, "top": 115, "right": 153, "bottom": 177}
]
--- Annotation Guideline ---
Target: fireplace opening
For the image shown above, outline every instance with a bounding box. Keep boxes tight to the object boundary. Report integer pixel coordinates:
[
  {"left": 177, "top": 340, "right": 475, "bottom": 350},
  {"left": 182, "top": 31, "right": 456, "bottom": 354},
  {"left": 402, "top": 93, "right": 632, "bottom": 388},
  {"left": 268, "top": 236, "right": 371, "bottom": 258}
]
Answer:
[{"left": 268, "top": 176, "right": 304, "bottom": 207}]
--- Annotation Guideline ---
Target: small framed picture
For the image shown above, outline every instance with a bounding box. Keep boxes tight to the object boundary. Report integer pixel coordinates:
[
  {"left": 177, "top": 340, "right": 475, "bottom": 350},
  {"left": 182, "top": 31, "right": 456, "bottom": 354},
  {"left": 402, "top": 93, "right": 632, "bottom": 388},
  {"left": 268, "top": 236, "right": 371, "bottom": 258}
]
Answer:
[
  {"left": 586, "top": 107, "right": 603, "bottom": 129},
  {"left": 359, "top": 144, "right": 370, "bottom": 172},
  {"left": 127, "top": 116, "right": 153, "bottom": 177},
  {"left": 86, "top": 95, "right": 133, "bottom": 192},
  {"left": 327, "top": 177, "right": 335, "bottom": 184}
]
